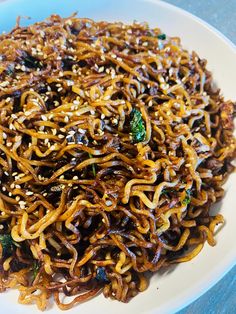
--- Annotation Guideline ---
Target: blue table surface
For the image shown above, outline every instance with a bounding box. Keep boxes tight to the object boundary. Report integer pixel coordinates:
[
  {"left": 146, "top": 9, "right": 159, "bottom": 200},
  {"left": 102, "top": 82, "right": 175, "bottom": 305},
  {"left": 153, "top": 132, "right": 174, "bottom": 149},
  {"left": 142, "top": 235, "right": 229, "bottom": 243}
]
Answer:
[{"left": 163, "top": 2, "right": 236, "bottom": 314}]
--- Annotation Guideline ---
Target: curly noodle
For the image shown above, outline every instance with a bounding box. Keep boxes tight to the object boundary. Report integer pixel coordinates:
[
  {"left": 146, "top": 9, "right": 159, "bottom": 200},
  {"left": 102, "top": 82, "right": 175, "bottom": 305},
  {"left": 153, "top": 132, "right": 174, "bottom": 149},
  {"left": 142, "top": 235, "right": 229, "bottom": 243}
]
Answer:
[{"left": 0, "top": 14, "right": 235, "bottom": 310}]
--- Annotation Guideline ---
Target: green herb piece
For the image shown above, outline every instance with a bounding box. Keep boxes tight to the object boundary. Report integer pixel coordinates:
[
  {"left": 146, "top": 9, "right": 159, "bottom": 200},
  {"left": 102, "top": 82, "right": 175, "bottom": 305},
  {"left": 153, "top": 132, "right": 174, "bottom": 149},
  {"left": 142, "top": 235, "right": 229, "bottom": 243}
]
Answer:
[
  {"left": 32, "top": 260, "right": 40, "bottom": 280},
  {"left": 157, "top": 34, "right": 166, "bottom": 40},
  {"left": 0, "top": 234, "right": 16, "bottom": 258},
  {"left": 130, "top": 108, "right": 146, "bottom": 143},
  {"left": 22, "top": 52, "right": 42, "bottom": 69},
  {"left": 182, "top": 189, "right": 191, "bottom": 205},
  {"left": 161, "top": 189, "right": 169, "bottom": 196},
  {"left": 96, "top": 267, "right": 109, "bottom": 283},
  {"left": 88, "top": 153, "right": 96, "bottom": 177},
  {"left": 5, "top": 63, "right": 15, "bottom": 76}
]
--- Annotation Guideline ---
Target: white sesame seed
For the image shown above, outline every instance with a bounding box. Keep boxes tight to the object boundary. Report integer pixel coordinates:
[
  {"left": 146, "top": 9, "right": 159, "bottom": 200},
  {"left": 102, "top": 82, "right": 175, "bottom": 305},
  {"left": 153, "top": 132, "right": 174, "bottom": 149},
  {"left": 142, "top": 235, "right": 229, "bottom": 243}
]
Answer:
[
  {"left": 26, "top": 191, "right": 34, "bottom": 196},
  {"left": 58, "top": 134, "right": 65, "bottom": 139},
  {"left": 78, "top": 128, "right": 86, "bottom": 134},
  {"left": 41, "top": 115, "right": 47, "bottom": 121},
  {"left": 105, "top": 200, "right": 112, "bottom": 206},
  {"left": 98, "top": 129, "right": 104, "bottom": 135},
  {"left": 0, "top": 81, "right": 9, "bottom": 87},
  {"left": 98, "top": 66, "right": 104, "bottom": 73},
  {"left": 72, "top": 176, "right": 78, "bottom": 180}
]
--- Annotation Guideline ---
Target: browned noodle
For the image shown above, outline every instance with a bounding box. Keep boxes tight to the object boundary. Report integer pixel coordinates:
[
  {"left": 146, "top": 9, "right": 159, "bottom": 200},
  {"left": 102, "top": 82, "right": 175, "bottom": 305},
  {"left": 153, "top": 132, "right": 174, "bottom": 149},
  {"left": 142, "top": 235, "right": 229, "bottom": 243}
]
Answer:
[{"left": 0, "top": 14, "right": 235, "bottom": 310}]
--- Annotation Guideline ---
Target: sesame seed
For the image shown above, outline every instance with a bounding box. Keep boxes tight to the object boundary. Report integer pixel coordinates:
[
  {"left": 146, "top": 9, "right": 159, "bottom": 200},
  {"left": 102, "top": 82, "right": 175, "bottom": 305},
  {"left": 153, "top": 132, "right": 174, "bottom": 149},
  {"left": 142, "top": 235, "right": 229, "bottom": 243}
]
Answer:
[
  {"left": 26, "top": 191, "right": 34, "bottom": 196},
  {"left": 2, "top": 187, "right": 6, "bottom": 191},
  {"left": 15, "top": 196, "right": 20, "bottom": 201},
  {"left": 58, "top": 134, "right": 65, "bottom": 139},
  {"left": 0, "top": 81, "right": 10, "bottom": 87},
  {"left": 101, "top": 114, "right": 105, "bottom": 119},
  {"left": 98, "top": 66, "right": 104, "bottom": 73},
  {"left": 43, "top": 192, "right": 48, "bottom": 197},
  {"left": 98, "top": 129, "right": 104, "bottom": 135},
  {"left": 72, "top": 176, "right": 78, "bottom": 180},
  {"left": 111, "top": 53, "right": 117, "bottom": 59},
  {"left": 4, "top": 171, "right": 9, "bottom": 176},
  {"left": 111, "top": 118, "right": 118, "bottom": 125},
  {"left": 78, "top": 128, "right": 86, "bottom": 134},
  {"left": 15, "top": 185, "right": 21, "bottom": 189},
  {"left": 105, "top": 200, "right": 112, "bottom": 206},
  {"left": 41, "top": 115, "right": 47, "bottom": 121},
  {"left": 6, "top": 142, "right": 12, "bottom": 147}
]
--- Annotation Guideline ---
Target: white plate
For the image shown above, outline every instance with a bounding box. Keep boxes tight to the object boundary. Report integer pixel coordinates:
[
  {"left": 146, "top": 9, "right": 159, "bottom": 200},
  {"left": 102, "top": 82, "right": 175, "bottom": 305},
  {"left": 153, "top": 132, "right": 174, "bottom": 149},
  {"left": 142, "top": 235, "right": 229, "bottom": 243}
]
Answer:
[{"left": 0, "top": 0, "right": 235, "bottom": 313}]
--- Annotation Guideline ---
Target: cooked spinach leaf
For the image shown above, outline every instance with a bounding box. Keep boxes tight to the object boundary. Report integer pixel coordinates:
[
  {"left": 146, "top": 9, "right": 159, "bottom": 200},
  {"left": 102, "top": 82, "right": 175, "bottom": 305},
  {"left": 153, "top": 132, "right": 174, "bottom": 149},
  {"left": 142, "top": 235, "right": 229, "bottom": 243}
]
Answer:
[{"left": 130, "top": 108, "right": 146, "bottom": 143}]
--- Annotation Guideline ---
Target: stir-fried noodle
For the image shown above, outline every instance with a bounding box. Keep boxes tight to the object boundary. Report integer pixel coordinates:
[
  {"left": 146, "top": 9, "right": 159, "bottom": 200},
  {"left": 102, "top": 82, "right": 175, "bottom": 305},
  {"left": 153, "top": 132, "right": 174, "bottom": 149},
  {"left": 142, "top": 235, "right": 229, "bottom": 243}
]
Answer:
[{"left": 0, "top": 14, "right": 235, "bottom": 310}]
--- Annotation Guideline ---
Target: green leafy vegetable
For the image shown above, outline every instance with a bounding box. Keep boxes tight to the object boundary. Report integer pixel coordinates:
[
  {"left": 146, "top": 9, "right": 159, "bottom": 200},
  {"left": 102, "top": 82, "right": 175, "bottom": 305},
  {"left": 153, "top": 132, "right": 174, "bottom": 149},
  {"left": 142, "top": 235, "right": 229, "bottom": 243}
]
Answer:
[
  {"left": 5, "top": 63, "right": 15, "bottom": 76},
  {"left": 182, "top": 189, "right": 191, "bottom": 205},
  {"left": 0, "top": 234, "right": 16, "bottom": 258},
  {"left": 88, "top": 153, "right": 96, "bottom": 177},
  {"left": 32, "top": 260, "right": 40, "bottom": 280},
  {"left": 157, "top": 34, "right": 166, "bottom": 40},
  {"left": 161, "top": 189, "right": 174, "bottom": 196},
  {"left": 96, "top": 267, "right": 109, "bottom": 283},
  {"left": 22, "top": 52, "right": 42, "bottom": 69},
  {"left": 130, "top": 108, "right": 146, "bottom": 143}
]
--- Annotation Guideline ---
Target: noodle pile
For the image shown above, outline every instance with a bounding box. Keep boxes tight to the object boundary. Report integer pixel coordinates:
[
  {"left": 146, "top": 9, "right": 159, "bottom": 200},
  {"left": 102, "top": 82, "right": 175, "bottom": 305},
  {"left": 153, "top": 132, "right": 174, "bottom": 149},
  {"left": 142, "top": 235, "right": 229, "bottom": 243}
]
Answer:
[{"left": 0, "top": 14, "right": 235, "bottom": 310}]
